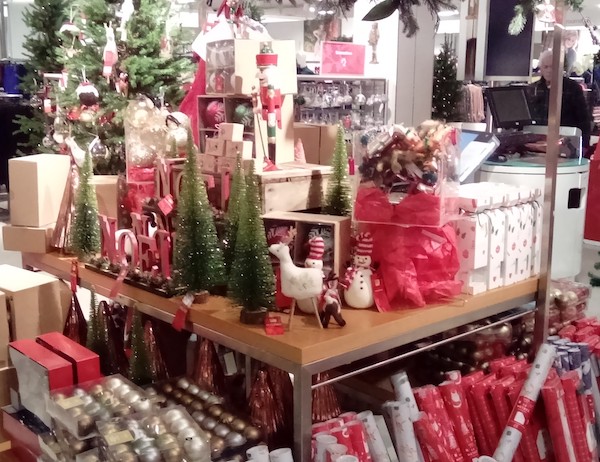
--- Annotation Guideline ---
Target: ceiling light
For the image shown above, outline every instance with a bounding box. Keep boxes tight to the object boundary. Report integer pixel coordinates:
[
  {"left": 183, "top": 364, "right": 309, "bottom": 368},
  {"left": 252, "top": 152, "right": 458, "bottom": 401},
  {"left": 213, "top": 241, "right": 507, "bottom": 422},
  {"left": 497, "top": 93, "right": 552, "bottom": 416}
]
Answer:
[
  {"left": 326, "top": 9, "right": 334, "bottom": 14},
  {"left": 318, "top": 10, "right": 327, "bottom": 15},
  {"left": 309, "top": 6, "right": 315, "bottom": 12}
]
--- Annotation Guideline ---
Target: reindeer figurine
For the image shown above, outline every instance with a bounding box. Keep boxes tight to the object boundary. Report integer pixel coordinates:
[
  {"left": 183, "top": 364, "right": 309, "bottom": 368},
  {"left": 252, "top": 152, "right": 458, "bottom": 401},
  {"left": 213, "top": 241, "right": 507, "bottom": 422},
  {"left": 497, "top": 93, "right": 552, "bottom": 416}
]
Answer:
[{"left": 268, "top": 242, "right": 323, "bottom": 329}]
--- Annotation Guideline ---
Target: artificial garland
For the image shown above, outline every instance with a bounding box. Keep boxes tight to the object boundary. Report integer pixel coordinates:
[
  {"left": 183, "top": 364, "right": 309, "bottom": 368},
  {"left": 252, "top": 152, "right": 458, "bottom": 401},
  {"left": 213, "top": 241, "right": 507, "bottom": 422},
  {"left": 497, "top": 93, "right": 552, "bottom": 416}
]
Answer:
[{"left": 509, "top": 0, "right": 584, "bottom": 35}]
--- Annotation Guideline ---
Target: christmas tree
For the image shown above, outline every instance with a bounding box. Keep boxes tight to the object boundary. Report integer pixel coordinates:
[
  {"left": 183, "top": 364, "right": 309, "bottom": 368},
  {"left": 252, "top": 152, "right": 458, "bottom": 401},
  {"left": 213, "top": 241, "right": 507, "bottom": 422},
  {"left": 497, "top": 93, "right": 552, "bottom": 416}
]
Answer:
[
  {"left": 230, "top": 161, "right": 275, "bottom": 316},
  {"left": 128, "top": 310, "right": 155, "bottom": 386},
  {"left": 14, "top": 0, "right": 67, "bottom": 153},
  {"left": 223, "top": 152, "right": 247, "bottom": 276},
  {"left": 52, "top": 0, "right": 193, "bottom": 174},
  {"left": 431, "top": 38, "right": 461, "bottom": 121},
  {"left": 173, "top": 130, "right": 225, "bottom": 293},
  {"left": 72, "top": 150, "right": 101, "bottom": 260},
  {"left": 323, "top": 125, "right": 352, "bottom": 217},
  {"left": 86, "top": 291, "right": 112, "bottom": 375}
]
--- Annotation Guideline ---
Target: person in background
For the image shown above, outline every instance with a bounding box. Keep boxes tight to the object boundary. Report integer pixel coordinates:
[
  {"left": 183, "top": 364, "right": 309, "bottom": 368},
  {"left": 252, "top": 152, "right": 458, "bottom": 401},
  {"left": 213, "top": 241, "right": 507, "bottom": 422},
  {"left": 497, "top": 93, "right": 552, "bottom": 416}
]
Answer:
[{"left": 528, "top": 49, "right": 591, "bottom": 148}]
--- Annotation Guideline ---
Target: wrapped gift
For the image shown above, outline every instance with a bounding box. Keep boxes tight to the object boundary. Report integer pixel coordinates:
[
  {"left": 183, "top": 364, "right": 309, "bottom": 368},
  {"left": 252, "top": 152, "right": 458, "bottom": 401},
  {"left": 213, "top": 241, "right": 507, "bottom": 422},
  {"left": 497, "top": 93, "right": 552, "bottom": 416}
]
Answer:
[
  {"left": 205, "top": 137, "right": 225, "bottom": 156},
  {"left": 487, "top": 209, "right": 506, "bottom": 290},
  {"left": 9, "top": 154, "right": 71, "bottom": 227},
  {"left": 9, "top": 339, "right": 74, "bottom": 426},
  {"left": 0, "top": 292, "right": 8, "bottom": 366},
  {"left": 218, "top": 156, "right": 237, "bottom": 173},
  {"left": 218, "top": 122, "right": 244, "bottom": 142},
  {"left": 198, "top": 154, "right": 218, "bottom": 173},
  {"left": 2, "top": 224, "right": 54, "bottom": 254},
  {"left": 225, "top": 140, "right": 253, "bottom": 159},
  {"left": 457, "top": 183, "right": 494, "bottom": 213},
  {"left": 502, "top": 206, "right": 521, "bottom": 286},
  {"left": 453, "top": 214, "right": 490, "bottom": 295},
  {"left": 515, "top": 203, "right": 534, "bottom": 282},
  {"left": 91, "top": 175, "right": 119, "bottom": 219}
]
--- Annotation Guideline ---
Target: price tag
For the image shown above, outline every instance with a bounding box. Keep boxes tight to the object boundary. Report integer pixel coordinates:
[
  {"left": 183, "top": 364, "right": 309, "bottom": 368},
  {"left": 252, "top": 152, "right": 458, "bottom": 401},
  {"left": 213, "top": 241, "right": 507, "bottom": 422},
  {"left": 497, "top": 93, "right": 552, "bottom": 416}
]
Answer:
[
  {"left": 172, "top": 293, "right": 194, "bottom": 331},
  {"left": 110, "top": 259, "right": 129, "bottom": 299},
  {"left": 158, "top": 194, "right": 175, "bottom": 216},
  {"left": 57, "top": 396, "right": 84, "bottom": 410},
  {"left": 223, "top": 351, "right": 237, "bottom": 375},
  {"left": 105, "top": 430, "right": 134, "bottom": 446}
]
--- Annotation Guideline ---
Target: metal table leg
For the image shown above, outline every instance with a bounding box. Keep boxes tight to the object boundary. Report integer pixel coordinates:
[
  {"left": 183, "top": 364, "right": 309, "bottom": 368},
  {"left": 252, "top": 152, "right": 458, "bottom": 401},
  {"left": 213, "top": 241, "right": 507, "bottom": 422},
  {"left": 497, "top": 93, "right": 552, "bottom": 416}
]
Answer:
[{"left": 293, "top": 367, "right": 312, "bottom": 461}]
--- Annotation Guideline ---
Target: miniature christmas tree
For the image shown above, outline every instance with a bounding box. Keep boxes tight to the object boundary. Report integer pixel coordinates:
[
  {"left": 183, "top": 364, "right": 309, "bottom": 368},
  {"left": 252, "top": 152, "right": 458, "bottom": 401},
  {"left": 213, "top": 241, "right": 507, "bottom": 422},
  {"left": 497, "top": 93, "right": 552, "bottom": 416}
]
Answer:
[
  {"left": 230, "top": 161, "right": 276, "bottom": 321},
  {"left": 173, "top": 130, "right": 225, "bottom": 293},
  {"left": 86, "top": 291, "right": 113, "bottom": 375},
  {"left": 431, "top": 38, "right": 461, "bottom": 121},
  {"left": 14, "top": 0, "right": 67, "bottom": 153},
  {"left": 128, "top": 310, "right": 155, "bottom": 386},
  {"left": 223, "top": 152, "right": 247, "bottom": 276},
  {"left": 323, "top": 125, "right": 352, "bottom": 217},
  {"left": 63, "top": 290, "right": 88, "bottom": 346},
  {"left": 49, "top": 0, "right": 192, "bottom": 173},
  {"left": 71, "top": 149, "right": 101, "bottom": 260}
]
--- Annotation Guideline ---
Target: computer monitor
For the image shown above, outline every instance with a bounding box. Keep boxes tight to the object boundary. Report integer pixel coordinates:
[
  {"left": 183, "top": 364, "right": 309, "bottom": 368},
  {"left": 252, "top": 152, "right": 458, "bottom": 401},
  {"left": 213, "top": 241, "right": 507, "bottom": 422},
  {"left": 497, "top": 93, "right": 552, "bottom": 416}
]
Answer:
[{"left": 485, "top": 86, "right": 534, "bottom": 130}]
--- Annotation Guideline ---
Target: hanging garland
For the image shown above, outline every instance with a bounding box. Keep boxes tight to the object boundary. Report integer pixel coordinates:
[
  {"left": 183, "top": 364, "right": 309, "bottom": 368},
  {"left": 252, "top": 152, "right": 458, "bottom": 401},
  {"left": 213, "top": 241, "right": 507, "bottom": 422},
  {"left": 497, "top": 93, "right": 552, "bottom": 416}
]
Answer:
[
  {"left": 509, "top": 0, "right": 584, "bottom": 35},
  {"left": 362, "top": 0, "right": 455, "bottom": 37}
]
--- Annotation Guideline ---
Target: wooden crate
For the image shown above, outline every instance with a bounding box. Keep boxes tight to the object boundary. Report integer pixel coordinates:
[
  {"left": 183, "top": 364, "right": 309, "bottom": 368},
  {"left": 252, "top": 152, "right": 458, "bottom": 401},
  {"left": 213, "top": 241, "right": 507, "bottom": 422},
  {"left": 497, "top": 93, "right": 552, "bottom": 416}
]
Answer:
[
  {"left": 262, "top": 210, "right": 351, "bottom": 278},
  {"left": 258, "top": 163, "right": 332, "bottom": 213}
]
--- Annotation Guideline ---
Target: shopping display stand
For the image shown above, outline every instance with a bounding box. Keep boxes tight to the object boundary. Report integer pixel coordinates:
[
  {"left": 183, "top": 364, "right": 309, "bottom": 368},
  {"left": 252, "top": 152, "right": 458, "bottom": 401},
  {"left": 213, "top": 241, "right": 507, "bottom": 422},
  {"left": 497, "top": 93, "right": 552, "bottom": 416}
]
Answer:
[{"left": 22, "top": 251, "right": 538, "bottom": 460}]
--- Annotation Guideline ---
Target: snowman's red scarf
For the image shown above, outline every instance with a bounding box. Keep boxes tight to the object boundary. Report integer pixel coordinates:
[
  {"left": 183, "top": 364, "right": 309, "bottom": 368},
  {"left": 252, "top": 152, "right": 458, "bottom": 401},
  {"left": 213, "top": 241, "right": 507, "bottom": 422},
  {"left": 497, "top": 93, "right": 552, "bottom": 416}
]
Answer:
[{"left": 340, "top": 265, "right": 374, "bottom": 289}]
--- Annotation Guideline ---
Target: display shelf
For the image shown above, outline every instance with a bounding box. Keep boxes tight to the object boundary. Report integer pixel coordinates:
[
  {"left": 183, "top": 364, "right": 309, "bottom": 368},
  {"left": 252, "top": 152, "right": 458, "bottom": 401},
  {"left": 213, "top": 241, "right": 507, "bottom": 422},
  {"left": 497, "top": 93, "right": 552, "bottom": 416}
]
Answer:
[{"left": 22, "top": 251, "right": 539, "bottom": 460}]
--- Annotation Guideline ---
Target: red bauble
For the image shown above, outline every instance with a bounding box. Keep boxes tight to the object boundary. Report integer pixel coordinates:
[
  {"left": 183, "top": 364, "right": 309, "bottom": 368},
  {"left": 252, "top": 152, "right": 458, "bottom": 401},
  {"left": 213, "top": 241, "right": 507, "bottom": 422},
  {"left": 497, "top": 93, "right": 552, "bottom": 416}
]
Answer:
[{"left": 204, "top": 100, "right": 225, "bottom": 128}]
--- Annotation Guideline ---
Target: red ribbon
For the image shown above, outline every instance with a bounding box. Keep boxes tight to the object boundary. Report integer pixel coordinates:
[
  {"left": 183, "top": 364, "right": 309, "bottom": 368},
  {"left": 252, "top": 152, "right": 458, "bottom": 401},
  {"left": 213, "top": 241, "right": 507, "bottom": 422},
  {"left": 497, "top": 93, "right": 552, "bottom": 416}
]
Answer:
[{"left": 172, "top": 293, "right": 195, "bottom": 331}]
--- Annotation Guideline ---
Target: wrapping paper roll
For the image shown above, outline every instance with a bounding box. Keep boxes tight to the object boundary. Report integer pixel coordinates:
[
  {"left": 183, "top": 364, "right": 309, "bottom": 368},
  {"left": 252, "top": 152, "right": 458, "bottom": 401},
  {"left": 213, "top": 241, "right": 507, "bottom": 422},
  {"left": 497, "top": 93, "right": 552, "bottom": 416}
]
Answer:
[
  {"left": 316, "top": 435, "right": 338, "bottom": 462},
  {"left": 391, "top": 371, "right": 419, "bottom": 420},
  {"left": 542, "top": 376, "right": 577, "bottom": 462},
  {"left": 331, "top": 426, "right": 356, "bottom": 456},
  {"left": 470, "top": 375, "right": 500, "bottom": 452},
  {"left": 357, "top": 411, "right": 390, "bottom": 462},
  {"left": 382, "top": 401, "right": 420, "bottom": 462},
  {"left": 505, "top": 380, "right": 542, "bottom": 462},
  {"left": 490, "top": 357, "right": 517, "bottom": 375},
  {"left": 562, "top": 371, "right": 592, "bottom": 462},
  {"left": 462, "top": 372, "right": 490, "bottom": 456},
  {"left": 489, "top": 378, "right": 524, "bottom": 462},
  {"left": 577, "top": 343, "right": 599, "bottom": 458},
  {"left": 345, "top": 420, "right": 373, "bottom": 462},
  {"left": 499, "top": 360, "right": 528, "bottom": 378},
  {"left": 413, "top": 412, "right": 454, "bottom": 462},
  {"left": 340, "top": 412, "right": 358, "bottom": 423},
  {"left": 492, "top": 344, "right": 556, "bottom": 462},
  {"left": 439, "top": 381, "right": 479, "bottom": 461}
]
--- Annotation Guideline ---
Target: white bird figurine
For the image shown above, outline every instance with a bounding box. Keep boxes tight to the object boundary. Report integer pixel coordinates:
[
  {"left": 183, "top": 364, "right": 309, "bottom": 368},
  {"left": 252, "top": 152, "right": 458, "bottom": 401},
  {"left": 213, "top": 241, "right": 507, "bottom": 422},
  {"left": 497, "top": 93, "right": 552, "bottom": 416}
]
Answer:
[{"left": 268, "top": 243, "right": 323, "bottom": 329}]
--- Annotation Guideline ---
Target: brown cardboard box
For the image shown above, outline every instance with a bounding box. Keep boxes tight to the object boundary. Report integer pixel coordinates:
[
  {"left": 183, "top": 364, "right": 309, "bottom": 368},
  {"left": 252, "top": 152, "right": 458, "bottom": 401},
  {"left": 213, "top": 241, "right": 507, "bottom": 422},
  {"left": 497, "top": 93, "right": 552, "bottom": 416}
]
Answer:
[
  {"left": 0, "top": 292, "right": 8, "bottom": 367},
  {"left": 0, "top": 367, "right": 17, "bottom": 406},
  {"left": 0, "top": 265, "right": 68, "bottom": 342},
  {"left": 2, "top": 224, "right": 54, "bottom": 254},
  {"left": 9, "top": 154, "right": 71, "bottom": 227},
  {"left": 225, "top": 140, "right": 253, "bottom": 159},
  {"left": 91, "top": 175, "right": 118, "bottom": 219},
  {"left": 319, "top": 125, "right": 339, "bottom": 166},
  {"left": 293, "top": 123, "right": 321, "bottom": 165}
]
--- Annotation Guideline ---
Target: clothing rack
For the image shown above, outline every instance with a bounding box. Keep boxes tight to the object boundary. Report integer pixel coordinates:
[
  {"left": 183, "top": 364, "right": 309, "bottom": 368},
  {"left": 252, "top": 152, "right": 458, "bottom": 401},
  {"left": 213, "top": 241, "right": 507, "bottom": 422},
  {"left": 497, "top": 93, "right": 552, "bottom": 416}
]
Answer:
[{"left": 457, "top": 81, "right": 487, "bottom": 123}]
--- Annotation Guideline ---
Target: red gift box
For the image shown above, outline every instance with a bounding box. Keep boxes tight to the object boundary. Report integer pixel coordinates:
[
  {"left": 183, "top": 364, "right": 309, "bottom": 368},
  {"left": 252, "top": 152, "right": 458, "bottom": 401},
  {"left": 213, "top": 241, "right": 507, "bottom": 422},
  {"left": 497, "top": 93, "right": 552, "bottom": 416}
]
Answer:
[
  {"left": 36, "top": 332, "right": 102, "bottom": 384},
  {"left": 9, "top": 339, "right": 73, "bottom": 426}
]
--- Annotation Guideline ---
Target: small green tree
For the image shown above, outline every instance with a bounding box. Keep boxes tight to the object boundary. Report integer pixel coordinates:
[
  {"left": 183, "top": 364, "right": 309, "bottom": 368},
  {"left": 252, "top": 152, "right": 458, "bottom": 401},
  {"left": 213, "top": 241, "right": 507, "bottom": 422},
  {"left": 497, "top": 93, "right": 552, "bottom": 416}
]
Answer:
[
  {"left": 173, "top": 131, "right": 225, "bottom": 293},
  {"left": 323, "top": 125, "right": 352, "bottom": 217},
  {"left": 71, "top": 150, "right": 101, "bottom": 260},
  {"left": 128, "top": 310, "right": 155, "bottom": 386},
  {"left": 223, "top": 152, "right": 247, "bottom": 276},
  {"left": 431, "top": 38, "right": 461, "bottom": 121},
  {"left": 86, "top": 293, "right": 113, "bottom": 375},
  {"left": 230, "top": 161, "right": 275, "bottom": 312}
]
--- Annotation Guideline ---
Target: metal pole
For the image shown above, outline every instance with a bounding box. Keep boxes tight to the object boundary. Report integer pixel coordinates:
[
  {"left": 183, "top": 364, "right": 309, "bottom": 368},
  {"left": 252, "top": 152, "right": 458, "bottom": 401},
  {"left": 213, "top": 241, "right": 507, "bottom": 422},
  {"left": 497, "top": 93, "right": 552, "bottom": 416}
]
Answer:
[
  {"left": 293, "top": 367, "right": 312, "bottom": 462},
  {"left": 533, "top": 1, "right": 564, "bottom": 351}
]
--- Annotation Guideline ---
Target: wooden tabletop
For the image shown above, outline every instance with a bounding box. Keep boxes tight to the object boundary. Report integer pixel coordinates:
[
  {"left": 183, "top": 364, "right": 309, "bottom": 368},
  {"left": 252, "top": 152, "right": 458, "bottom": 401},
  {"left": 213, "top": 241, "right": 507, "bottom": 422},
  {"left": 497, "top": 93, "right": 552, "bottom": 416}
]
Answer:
[{"left": 23, "top": 252, "right": 539, "bottom": 366}]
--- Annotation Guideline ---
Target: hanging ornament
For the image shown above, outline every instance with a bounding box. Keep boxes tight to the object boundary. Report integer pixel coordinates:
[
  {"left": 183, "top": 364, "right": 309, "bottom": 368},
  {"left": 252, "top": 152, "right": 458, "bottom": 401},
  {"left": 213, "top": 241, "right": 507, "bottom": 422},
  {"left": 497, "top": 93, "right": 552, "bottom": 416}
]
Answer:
[
  {"left": 204, "top": 100, "right": 225, "bottom": 128},
  {"left": 102, "top": 23, "right": 118, "bottom": 81},
  {"left": 89, "top": 137, "right": 109, "bottom": 166},
  {"left": 117, "top": 0, "right": 135, "bottom": 42},
  {"left": 59, "top": 21, "right": 81, "bottom": 36},
  {"left": 144, "top": 320, "right": 168, "bottom": 381},
  {"left": 248, "top": 368, "right": 284, "bottom": 448},
  {"left": 116, "top": 71, "right": 129, "bottom": 97},
  {"left": 232, "top": 103, "right": 253, "bottom": 128},
  {"left": 52, "top": 112, "right": 69, "bottom": 144},
  {"left": 193, "top": 338, "right": 226, "bottom": 396},
  {"left": 128, "top": 144, "right": 157, "bottom": 168},
  {"left": 312, "top": 372, "right": 341, "bottom": 422},
  {"left": 42, "top": 133, "right": 54, "bottom": 148},
  {"left": 165, "top": 112, "right": 190, "bottom": 157},
  {"left": 125, "top": 95, "right": 156, "bottom": 129},
  {"left": 536, "top": 0, "right": 555, "bottom": 23},
  {"left": 76, "top": 81, "right": 99, "bottom": 106},
  {"left": 79, "top": 109, "right": 95, "bottom": 124}
]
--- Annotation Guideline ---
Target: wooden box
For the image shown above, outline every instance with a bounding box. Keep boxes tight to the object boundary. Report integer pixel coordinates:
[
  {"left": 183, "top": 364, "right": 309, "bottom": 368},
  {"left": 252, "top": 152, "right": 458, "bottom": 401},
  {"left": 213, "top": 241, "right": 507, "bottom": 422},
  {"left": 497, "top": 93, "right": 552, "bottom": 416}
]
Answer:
[
  {"left": 294, "top": 123, "right": 321, "bottom": 164},
  {"left": 2, "top": 224, "right": 54, "bottom": 254},
  {"left": 91, "top": 175, "right": 119, "bottom": 219},
  {"left": 262, "top": 211, "right": 351, "bottom": 278},
  {"left": 257, "top": 163, "right": 332, "bottom": 213},
  {"left": 9, "top": 154, "right": 70, "bottom": 227}
]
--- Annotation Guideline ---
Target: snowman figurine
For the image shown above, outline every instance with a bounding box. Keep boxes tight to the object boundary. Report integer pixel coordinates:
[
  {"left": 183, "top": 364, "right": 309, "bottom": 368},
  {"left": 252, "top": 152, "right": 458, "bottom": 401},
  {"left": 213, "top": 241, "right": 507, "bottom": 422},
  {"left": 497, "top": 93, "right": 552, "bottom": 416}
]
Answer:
[
  {"left": 297, "top": 236, "right": 325, "bottom": 314},
  {"left": 342, "top": 232, "right": 375, "bottom": 309}
]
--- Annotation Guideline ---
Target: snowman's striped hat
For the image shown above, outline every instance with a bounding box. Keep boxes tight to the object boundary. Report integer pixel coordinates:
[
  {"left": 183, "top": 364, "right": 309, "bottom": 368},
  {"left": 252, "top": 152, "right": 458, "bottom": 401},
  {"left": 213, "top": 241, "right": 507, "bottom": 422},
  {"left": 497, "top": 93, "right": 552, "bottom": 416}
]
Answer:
[
  {"left": 355, "top": 232, "right": 373, "bottom": 257},
  {"left": 307, "top": 236, "right": 325, "bottom": 260}
]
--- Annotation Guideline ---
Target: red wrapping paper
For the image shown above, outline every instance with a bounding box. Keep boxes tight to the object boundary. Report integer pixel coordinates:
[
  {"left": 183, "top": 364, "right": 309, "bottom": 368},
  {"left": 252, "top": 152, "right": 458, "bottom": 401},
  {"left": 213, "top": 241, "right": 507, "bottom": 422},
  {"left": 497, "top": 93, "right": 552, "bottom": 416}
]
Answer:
[
  {"left": 489, "top": 377, "right": 525, "bottom": 462},
  {"left": 461, "top": 372, "right": 490, "bottom": 456},
  {"left": 439, "top": 381, "right": 479, "bottom": 461},
  {"left": 330, "top": 426, "right": 356, "bottom": 457},
  {"left": 561, "top": 371, "right": 590, "bottom": 462},
  {"left": 506, "top": 380, "right": 543, "bottom": 462},
  {"left": 414, "top": 386, "right": 462, "bottom": 462},
  {"left": 413, "top": 412, "right": 454, "bottom": 462},
  {"left": 470, "top": 375, "right": 501, "bottom": 452},
  {"left": 370, "top": 225, "right": 461, "bottom": 308},
  {"left": 490, "top": 356, "right": 517, "bottom": 375},
  {"left": 542, "top": 376, "right": 577, "bottom": 462},
  {"left": 559, "top": 325, "right": 577, "bottom": 339},
  {"left": 345, "top": 420, "right": 373, "bottom": 462},
  {"left": 499, "top": 359, "right": 528, "bottom": 378}
]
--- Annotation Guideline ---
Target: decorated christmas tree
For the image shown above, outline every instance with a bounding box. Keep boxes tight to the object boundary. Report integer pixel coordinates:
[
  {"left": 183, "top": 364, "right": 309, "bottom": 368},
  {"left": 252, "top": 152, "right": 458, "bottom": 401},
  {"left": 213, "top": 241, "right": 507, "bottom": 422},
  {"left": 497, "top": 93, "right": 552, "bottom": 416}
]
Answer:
[
  {"left": 223, "top": 152, "right": 247, "bottom": 276},
  {"left": 128, "top": 310, "right": 155, "bottom": 386},
  {"left": 51, "top": 0, "right": 192, "bottom": 174},
  {"left": 72, "top": 150, "right": 101, "bottom": 260},
  {"left": 173, "top": 131, "right": 225, "bottom": 293},
  {"left": 431, "top": 38, "right": 461, "bottom": 121},
  {"left": 230, "top": 161, "right": 275, "bottom": 321},
  {"left": 323, "top": 125, "right": 352, "bottom": 217},
  {"left": 14, "top": 0, "right": 67, "bottom": 153}
]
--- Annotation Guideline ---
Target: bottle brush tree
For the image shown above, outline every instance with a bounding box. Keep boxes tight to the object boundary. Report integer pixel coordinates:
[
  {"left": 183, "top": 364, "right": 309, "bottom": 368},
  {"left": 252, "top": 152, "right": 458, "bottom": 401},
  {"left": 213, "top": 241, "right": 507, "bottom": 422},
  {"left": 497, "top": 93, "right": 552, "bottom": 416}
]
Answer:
[
  {"left": 173, "top": 130, "right": 225, "bottom": 293},
  {"left": 223, "top": 152, "right": 246, "bottom": 276},
  {"left": 128, "top": 310, "right": 155, "bottom": 386},
  {"left": 323, "top": 125, "right": 352, "bottom": 217}
]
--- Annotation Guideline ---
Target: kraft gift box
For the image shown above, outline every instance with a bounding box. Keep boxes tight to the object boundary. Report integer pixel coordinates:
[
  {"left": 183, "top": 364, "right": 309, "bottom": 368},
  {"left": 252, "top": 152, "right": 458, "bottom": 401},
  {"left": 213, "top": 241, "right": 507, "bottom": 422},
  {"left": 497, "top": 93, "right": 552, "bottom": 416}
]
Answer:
[{"left": 2, "top": 223, "right": 54, "bottom": 254}]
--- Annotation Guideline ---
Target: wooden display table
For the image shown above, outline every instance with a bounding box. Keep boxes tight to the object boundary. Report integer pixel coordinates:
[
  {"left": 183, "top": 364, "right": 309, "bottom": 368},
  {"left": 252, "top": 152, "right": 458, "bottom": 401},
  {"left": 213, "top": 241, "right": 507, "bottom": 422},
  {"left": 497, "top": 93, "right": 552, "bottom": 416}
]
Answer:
[{"left": 22, "top": 252, "right": 539, "bottom": 460}]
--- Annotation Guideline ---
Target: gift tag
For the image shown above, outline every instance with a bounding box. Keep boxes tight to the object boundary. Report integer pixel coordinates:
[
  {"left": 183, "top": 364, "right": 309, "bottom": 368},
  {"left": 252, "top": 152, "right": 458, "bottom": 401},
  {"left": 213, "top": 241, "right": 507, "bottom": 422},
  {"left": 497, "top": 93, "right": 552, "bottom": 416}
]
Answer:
[
  {"left": 264, "top": 315, "right": 284, "bottom": 336},
  {"left": 172, "top": 292, "right": 195, "bottom": 331},
  {"left": 372, "top": 271, "right": 391, "bottom": 312},
  {"left": 223, "top": 351, "right": 238, "bottom": 375},
  {"left": 158, "top": 194, "right": 175, "bottom": 216},
  {"left": 57, "top": 396, "right": 84, "bottom": 410},
  {"left": 105, "top": 430, "right": 134, "bottom": 446}
]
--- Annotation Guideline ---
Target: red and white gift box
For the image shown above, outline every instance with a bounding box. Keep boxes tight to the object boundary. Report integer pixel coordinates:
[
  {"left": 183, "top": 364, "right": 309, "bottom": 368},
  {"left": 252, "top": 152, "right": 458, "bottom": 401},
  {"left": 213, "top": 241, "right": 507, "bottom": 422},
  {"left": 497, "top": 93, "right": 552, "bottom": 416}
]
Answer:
[
  {"left": 502, "top": 206, "right": 521, "bottom": 286},
  {"left": 453, "top": 215, "right": 490, "bottom": 295},
  {"left": 531, "top": 203, "right": 543, "bottom": 276},
  {"left": 515, "top": 203, "right": 534, "bottom": 282},
  {"left": 487, "top": 209, "right": 506, "bottom": 290}
]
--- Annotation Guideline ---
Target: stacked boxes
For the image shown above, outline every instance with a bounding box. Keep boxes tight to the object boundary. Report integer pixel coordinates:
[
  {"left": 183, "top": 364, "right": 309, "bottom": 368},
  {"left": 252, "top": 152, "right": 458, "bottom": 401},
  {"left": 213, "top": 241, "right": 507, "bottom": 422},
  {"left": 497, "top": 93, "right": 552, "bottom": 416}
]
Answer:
[{"left": 200, "top": 122, "right": 259, "bottom": 174}]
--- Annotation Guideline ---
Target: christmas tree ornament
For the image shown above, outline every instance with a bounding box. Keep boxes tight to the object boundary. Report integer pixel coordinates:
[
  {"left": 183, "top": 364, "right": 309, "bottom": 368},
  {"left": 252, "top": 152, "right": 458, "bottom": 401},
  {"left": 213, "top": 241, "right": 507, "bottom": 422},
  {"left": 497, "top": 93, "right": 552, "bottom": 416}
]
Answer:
[
  {"left": 116, "top": 0, "right": 135, "bottom": 41},
  {"left": 125, "top": 96, "right": 156, "bottom": 129},
  {"left": 79, "top": 108, "right": 95, "bottom": 124},
  {"left": 144, "top": 320, "right": 168, "bottom": 381},
  {"left": 193, "top": 338, "right": 226, "bottom": 396},
  {"left": 323, "top": 125, "right": 351, "bottom": 216},
  {"left": 102, "top": 23, "right": 118, "bottom": 81},
  {"left": 266, "top": 366, "right": 292, "bottom": 445},
  {"left": 232, "top": 103, "right": 253, "bottom": 128},
  {"left": 53, "top": 111, "right": 69, "bottom": 144},
  {"left": 204, "top": 100, "right": 225, "bottom": 128},
  {"left": 128, "top": 143, "right": 157, "bottom": 168},
  {"left": 76, "top": 81, "right": 99, "bottom": 106},
  {"left": 312, "top": 372, "right": 341, "bottom": 422},
  {"left": 60, "top": 21, "right": 81, "bottom": 36},
  {"left": 165, "top": 112, "right": 189, "bottom": 157},
  {"left": 249, "top": 369, "right": 284, "bottom": 448},
  {"left": 89, "top": 137, "right": 109, "bottom": 165},
  {"left": 71, "top": 149, "right": 101, "bottom": 259},
  {"left": 342, "top": 232, "right": 375, "bottom": 309},
  {"left": 42, "top": 133, "right": 54, "bottom": 148}
]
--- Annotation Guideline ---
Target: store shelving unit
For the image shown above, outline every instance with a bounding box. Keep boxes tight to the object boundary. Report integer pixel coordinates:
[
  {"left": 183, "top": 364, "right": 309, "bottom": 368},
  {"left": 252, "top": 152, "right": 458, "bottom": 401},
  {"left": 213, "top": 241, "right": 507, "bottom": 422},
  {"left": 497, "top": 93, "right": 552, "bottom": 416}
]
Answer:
[{"left": 22, "top": 252, "right": 539, "bottom": 461}]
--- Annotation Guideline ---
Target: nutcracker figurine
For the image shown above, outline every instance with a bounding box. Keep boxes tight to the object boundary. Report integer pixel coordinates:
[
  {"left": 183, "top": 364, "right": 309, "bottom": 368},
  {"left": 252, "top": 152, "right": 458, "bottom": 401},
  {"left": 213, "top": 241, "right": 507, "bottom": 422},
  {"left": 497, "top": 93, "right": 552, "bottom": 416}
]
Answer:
[{"left": 253, "top": 42, "right": 282, "bottom": 164}]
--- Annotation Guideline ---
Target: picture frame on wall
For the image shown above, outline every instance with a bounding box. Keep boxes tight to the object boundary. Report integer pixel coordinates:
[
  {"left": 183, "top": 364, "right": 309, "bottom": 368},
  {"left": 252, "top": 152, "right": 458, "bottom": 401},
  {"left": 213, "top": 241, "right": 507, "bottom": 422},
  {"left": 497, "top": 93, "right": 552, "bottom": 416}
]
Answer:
[{"left": 303, "top": 17, "right": 342, "bottom": 58}]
